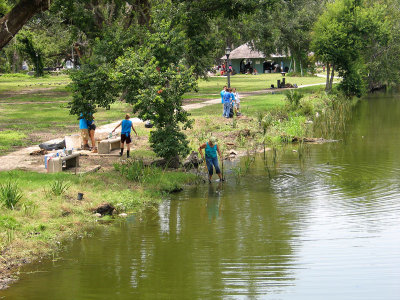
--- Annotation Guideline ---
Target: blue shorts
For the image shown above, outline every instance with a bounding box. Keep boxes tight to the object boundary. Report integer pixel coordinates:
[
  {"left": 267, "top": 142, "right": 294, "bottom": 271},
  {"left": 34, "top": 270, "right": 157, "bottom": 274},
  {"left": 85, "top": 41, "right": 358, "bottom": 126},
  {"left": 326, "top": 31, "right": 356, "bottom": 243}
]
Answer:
[{"left": 206, "top": 156, "right": 221, "bottom": 176}]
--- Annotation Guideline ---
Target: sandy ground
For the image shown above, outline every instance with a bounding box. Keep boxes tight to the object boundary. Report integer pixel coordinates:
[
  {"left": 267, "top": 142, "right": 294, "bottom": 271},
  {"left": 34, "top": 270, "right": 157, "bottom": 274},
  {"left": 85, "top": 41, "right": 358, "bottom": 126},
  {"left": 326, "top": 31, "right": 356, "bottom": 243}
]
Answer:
[{"left": 0, "top": 83, "right": 329, "bottom": 172}]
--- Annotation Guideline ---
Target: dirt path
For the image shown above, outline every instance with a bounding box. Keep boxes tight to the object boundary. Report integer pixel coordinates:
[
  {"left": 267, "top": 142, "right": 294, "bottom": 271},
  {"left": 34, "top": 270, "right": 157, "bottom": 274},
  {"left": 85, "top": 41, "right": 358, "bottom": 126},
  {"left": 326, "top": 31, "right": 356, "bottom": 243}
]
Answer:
[{"left": 0, "top": 82, "right": 330, "bottom": 172}]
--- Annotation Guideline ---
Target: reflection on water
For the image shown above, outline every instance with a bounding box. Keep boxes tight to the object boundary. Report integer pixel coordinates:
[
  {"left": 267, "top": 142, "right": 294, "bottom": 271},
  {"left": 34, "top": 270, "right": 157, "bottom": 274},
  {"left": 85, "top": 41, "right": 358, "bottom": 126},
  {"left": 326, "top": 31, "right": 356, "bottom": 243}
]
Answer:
[{"left": 1, "top": 93, "right": 400, "bottom": 299}]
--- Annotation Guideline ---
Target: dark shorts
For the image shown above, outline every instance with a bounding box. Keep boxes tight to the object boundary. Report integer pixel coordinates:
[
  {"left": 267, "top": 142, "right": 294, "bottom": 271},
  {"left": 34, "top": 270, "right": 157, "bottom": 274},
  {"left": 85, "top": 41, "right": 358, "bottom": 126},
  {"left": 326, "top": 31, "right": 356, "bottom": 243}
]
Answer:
[
  {"left": 121, "top": 133, "right": 131, "bottom": 144},
  {"left": 88, "top": 123, "right": 96, "bottom": 131}
]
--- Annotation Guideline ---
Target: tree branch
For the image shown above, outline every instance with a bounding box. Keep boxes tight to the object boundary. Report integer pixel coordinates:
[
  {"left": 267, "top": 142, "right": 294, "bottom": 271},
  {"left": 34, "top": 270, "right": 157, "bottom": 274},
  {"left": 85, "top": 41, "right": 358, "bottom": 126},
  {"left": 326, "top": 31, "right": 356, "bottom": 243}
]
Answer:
[{"left": 0, "top": 0, "right": 51, "bottom": 50}]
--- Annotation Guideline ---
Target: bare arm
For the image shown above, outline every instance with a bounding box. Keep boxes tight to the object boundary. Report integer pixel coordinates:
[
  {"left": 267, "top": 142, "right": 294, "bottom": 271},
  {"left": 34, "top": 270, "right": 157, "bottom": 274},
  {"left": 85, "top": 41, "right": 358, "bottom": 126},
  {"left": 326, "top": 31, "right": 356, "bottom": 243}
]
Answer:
[
  {"left": 112, "top": 122, "right": 122, "bottom": 132},
  {"left": 131, "top": 124, "right": 138, "bottom": 136},
  {"left": 217, "top": 145, "right": 222, "bottom": 158},
  {"left": 198, "top": 143, "right": 207, "bottom": 159}
]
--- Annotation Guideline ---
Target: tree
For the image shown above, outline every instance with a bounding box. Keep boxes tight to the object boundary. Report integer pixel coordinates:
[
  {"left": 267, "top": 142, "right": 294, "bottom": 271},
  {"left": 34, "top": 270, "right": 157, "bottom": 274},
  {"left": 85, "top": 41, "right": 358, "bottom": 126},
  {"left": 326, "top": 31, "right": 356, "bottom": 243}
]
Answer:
[
  {"left": 312, "top": 0, "right": 390, "bottom": 96},
  {"left": 68, "top": 1, "right": 198, "bottom": 163},
  {"left": 249, "top": 0, "right": 325, "bottom": 75},
  {"left": 17, "top": 32, "right": 44, "bottom": 76},
  {"left": 0, "top": 0, "right": 51, "bottom": 50}
]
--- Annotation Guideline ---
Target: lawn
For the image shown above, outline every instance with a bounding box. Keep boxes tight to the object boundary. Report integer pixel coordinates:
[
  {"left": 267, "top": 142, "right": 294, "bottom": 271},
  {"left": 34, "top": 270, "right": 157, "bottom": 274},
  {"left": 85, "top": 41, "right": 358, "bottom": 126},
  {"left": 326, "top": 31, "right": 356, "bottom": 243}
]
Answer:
[
  {"left": 183, "top": 73, "right": 327, "bottom": 100},
  {"left": 0, "top": 73, "right": 327, "bottom": 155}
]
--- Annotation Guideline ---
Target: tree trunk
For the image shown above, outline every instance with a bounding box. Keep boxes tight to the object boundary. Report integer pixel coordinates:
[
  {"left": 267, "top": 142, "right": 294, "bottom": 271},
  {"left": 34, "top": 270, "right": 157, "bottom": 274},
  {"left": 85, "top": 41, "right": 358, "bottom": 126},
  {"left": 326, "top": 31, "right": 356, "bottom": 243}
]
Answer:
[
  {"left": 300, "top": 60, "right": 303, "bottom": 77},
  {"left": 325, "top": 63, "right": 331, "bottom": 91},
  {"left": 293, "top": 58, "right": 297, "bottom": 73},
  {"left": 329, "top": 65, "right": 335, "bottom": 90},
  {"left": 0, "top": 0, "right": 51, "bottom": 50}
]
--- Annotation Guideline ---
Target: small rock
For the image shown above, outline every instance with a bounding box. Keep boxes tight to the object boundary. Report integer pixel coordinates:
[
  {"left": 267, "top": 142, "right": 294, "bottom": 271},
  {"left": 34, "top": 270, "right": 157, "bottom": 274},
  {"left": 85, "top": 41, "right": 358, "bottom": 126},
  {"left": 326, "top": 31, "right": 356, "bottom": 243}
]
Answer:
[
  {"left": 292, "top": 149, "right": 298, "bottom": 152},
  {"left": 119, "top": 213, "right": 128, "bottom": 217},
  {"left": 93, "top": 213, "right": 102, "bottom": 217}
]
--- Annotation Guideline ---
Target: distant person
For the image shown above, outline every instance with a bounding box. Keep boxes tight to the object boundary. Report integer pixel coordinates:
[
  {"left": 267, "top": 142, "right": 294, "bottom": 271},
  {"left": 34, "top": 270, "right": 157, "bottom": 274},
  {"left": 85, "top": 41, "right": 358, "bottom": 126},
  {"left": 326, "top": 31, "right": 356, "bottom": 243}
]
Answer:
[
  {"left": 253, "top": 68, "right": 258, "bottom": 75},
  {"left": 223, "top": 88, "right": 234, "bottom": 118},
  {"left": 79, "top": 113, "right": 90, "bottom": 150},
  {"left": 112, "top": 114, "right": 138, "bottom": 158},
  {"left": 220, "top": 85, "right": 227, "bottom": 115},
  {"left": 87, "top": 116, "right": 97, "bottom": 153},
  {"left": 199, "top": 136, "right": 223, "bottom": 183}
]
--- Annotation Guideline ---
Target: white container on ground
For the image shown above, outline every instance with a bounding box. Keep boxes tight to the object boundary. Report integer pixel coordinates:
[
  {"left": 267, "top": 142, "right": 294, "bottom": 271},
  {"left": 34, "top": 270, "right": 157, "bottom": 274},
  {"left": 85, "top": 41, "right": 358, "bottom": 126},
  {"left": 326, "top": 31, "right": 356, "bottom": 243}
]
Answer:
[
  {"left": 65, "top": 134, "right": 81, "bottom": 149},
  {"left": 44, "top": 153, "right": 57, "bottom": 169}
]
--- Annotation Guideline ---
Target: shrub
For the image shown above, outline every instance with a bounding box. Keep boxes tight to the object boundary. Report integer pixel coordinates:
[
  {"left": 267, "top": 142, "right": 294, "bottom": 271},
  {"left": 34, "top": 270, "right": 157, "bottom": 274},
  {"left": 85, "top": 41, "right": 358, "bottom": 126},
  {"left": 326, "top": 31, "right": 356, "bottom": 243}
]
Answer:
[
  {"left": 0, "top": 181, "right": 23, "bottom": 209},
  {"left": 49, "top": 179, "right": 70, "bottom": 196},
  {"left": 285, "top": 90, "right": 304, "bottom": 108}
]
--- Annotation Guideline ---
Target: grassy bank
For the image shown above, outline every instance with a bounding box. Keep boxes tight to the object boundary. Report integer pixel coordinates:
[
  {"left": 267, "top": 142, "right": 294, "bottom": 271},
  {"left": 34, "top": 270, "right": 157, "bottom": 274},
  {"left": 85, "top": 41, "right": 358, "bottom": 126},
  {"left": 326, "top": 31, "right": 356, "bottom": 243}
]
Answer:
[
  {"left": 0, "top": 73, "right": 327, "bottom": 155},
  {"left": 0, "top": 161, "right": 198, "bottom": 287},
  {"left": 186, "top": 84, "right": 349, "bottom": 151},
  {"left": 0, "top": 73, "right": 338, "bottom": 288}
]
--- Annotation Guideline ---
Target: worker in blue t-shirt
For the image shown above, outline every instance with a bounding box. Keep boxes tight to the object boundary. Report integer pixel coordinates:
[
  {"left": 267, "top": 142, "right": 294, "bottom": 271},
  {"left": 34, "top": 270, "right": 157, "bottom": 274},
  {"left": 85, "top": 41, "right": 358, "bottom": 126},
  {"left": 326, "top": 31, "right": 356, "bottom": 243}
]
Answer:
[
  {"left": 79, "top": 113, "right": 90, "bottom": 150},
  {"left": 199, "top": 136, "right": 224, "bottom": 183},
  {"left": 223, "top": 88, "right": 234, "bottom": 118},
  {"left": 220, "top": 85, "right": 227, "bottom": 116},
  {"left": 112, "top": 113, "right": 138, "bottom": 158}
]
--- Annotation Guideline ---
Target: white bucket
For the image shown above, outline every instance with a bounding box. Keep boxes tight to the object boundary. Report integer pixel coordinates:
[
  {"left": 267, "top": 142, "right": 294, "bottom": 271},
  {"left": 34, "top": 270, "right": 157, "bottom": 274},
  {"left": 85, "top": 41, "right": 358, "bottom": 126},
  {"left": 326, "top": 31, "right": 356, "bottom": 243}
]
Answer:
[{"left": 65, "top": 134, "right": 81, "bottom": 149}]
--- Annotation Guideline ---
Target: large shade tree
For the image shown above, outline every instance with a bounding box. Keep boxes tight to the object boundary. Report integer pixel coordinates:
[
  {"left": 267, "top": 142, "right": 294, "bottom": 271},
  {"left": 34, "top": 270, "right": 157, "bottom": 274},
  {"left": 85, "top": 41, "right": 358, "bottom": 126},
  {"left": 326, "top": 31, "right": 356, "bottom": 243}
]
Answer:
[{"left": 312, "top": 0, "right": 390, "bottom": 96}]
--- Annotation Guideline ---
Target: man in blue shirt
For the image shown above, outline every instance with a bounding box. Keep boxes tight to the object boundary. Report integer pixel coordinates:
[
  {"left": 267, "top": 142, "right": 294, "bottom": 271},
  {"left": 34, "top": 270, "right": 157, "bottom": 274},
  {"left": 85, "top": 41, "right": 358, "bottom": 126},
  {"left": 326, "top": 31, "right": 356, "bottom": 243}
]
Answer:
[
  {"left": 112, "top": 113, "right": 138, "bottom": 158},
  {"left": 220, "top": 86, "right": 227, "bottom": 116},
  {"left": 223, "top": 88, "right": 234, "bottom": 118}
]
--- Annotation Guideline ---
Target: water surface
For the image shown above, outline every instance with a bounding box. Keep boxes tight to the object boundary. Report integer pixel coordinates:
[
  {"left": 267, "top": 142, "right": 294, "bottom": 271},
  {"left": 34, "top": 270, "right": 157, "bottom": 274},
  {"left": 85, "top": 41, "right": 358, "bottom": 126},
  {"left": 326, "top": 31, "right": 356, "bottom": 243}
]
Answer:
[{"left": 1, "top": 93, "right": 400, "bottom": 299}]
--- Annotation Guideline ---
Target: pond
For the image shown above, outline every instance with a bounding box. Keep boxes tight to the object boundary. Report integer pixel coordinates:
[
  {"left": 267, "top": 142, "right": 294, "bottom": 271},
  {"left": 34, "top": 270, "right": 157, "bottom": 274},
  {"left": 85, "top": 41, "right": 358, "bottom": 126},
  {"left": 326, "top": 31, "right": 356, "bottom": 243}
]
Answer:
[{"left": 1, "top": 92, "right": 400, "bottom": 299}]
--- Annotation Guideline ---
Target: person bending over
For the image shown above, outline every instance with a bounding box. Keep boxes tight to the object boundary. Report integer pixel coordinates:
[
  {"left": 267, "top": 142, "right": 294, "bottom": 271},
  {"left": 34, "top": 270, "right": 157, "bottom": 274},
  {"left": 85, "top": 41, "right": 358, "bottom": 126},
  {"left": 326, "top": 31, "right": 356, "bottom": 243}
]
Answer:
[
  {"left": 112, "top": 114, "right": 138, "bottom": 158},
  {"left": 199, "top": 136, "right": 224, "bottom": 183}
]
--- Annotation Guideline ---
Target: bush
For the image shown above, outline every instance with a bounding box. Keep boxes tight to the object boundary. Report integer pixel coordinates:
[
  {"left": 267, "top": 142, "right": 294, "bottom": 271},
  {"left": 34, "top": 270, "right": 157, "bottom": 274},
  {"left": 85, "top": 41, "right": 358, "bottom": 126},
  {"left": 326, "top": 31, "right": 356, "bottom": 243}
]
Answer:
[
  {"left": 114, "top": 160, "right": 159, "bottom": 183},
  {"left": 285, "top": 90, "right": 304, "bottom": 108},
  {"left": 49, "top": 179, "right": 70, "bottom": 196},
  {"left": 149, "top": 125, "right": 190, "bottom": 162},
  {"left": 0, "top": 181, "right": 23, "bottom": 209}
]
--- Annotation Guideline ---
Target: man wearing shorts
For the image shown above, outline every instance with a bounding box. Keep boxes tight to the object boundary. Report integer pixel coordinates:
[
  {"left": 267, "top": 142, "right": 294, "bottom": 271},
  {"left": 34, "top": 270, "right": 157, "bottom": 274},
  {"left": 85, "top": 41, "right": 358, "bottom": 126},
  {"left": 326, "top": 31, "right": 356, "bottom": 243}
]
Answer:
[{"left": 112, "top": 114, "right": 138, "bottom": 158}]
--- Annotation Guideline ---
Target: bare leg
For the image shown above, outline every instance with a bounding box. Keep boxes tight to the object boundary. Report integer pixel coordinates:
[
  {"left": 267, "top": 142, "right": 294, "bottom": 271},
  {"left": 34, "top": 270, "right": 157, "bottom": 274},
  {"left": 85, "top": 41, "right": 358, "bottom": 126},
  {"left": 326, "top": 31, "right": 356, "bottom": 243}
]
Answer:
[{"left": 90, "top": 130, "right": 97, "bottom": 151}]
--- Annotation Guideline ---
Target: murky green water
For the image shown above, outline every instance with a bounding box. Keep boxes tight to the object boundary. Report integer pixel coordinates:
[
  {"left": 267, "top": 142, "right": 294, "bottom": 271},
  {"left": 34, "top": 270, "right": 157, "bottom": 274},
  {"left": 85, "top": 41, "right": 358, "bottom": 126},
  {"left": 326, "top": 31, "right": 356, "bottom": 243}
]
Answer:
[{"left": 2, "top": 93, "right": 400, "bottom": 299}]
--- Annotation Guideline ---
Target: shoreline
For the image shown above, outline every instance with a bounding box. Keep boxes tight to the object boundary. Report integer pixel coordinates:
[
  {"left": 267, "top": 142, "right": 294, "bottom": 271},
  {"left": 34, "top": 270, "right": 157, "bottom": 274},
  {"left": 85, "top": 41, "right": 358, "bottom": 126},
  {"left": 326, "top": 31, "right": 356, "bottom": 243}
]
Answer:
[{"left": 0, "top": 80, "right": 346, "bottom": 290}]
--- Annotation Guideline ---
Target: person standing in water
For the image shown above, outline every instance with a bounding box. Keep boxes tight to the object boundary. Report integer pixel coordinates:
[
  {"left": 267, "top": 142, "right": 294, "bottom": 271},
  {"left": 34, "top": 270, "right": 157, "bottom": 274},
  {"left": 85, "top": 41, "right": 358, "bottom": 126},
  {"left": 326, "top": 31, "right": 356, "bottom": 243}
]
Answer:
[
  {"left": 112, "top": 114, "right": 138, "bottom": 158},
  {"left": 199, "top": 136, "right": 224, "bottom": 183}
]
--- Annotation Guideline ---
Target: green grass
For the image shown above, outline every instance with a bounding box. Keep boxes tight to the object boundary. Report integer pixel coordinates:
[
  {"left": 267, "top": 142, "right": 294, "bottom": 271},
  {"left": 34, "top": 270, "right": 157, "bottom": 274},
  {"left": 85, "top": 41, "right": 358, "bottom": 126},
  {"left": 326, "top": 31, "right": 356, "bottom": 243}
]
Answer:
[
  {"left": 0, "top": 167, "right": 198, "bottom": 276},
  {"left": 0, "top": 74, "right": 327, "bottom": 155},
  {"left": 184, "top": 73, "right": 326, "bottom": 100},
  {"left": 0, "top": 74, "right": 71, "bottom": 93}
]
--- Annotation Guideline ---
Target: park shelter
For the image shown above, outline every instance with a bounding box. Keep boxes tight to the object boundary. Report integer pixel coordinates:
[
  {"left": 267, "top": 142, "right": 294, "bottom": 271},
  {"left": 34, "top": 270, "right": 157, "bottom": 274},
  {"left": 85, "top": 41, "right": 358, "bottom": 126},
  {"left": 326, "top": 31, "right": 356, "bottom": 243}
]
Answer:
[{"left": 221, "top": 43, "right": 290, "bottom": 74}]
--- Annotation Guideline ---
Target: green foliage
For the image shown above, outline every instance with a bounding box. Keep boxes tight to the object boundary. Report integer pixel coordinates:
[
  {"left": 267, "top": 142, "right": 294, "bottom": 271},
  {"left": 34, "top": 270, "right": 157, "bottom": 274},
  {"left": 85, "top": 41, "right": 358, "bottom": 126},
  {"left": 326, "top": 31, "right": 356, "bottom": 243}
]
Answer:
[
  {"left": 0, "top": 215, "right": 19, "bottom": 230},
  {"left": 17, "top": 32, "right": 44, "bottom": 77},
  {"left": 285, "top": 90, "right": 304, "bottom": 108},
  {"left": 114, "top": 160, "right": 158, "bottom": 183},
  {"left": 69, "top": 63, "right": 118, "bottom": 119},
  {"left": 312, "top": 0, "right": 391, "bottom": 96},
  {"left": 114, "top": 159, "right": 196, "bottom": 192},
  {"left": 0, "top": 130, "right": 27, "bottom": 153},
  {"left": 149, "top": 125, "right": 191, "bottom": 160},
  {"left": 49, "top": 179, "right": 70, "bottom": 196},
  {"left": 0, "top": 180, "right": 23, "bottom": 209}
]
